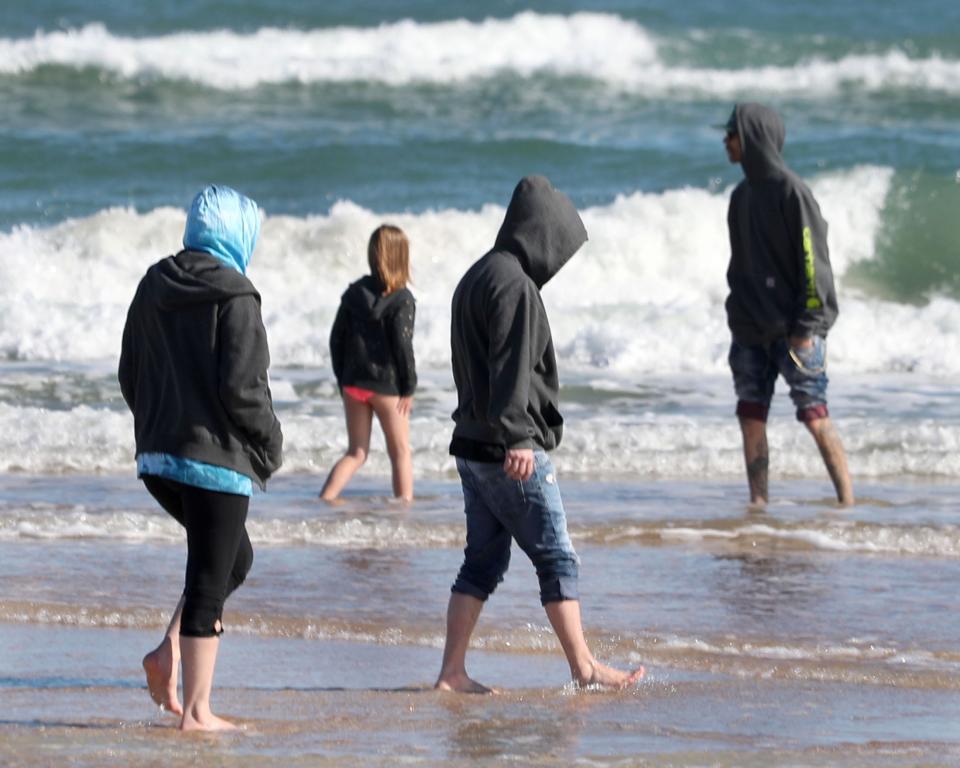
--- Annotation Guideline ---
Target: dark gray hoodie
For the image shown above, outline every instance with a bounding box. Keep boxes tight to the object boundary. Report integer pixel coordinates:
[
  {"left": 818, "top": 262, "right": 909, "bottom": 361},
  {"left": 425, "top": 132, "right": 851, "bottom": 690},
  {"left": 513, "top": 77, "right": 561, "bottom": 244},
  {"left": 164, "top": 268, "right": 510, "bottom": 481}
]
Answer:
[
  {"left": 449, "top": 175, "right": 587, "bottom": 459},
  {"left": 329, "top": 274, "right": 417, "bottom": 396},
  {"left": 119, "top": 250, "right": 283, "bottom": 489},
  {"left": 725, "top": 102, "right": 838, "bottom": 346}
]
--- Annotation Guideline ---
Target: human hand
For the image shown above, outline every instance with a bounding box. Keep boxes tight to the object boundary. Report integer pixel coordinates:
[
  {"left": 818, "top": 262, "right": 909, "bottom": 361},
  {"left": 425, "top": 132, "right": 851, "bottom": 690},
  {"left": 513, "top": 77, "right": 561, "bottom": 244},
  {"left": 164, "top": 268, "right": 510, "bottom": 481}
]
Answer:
[
  {"left": 788, "top": 335, "right": 813, "bottom": 349},
  {"left": 503, "top": 448, "right": 535, "bottom": 481},
  {"left": 397, "top": 396, "right": 413, "bottom": 417}
]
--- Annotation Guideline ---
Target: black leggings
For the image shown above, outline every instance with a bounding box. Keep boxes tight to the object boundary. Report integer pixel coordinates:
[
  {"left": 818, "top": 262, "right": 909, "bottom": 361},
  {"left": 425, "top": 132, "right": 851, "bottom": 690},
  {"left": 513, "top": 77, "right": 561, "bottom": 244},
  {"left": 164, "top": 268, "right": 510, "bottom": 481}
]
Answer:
[{"left": 142, "top": 475, "right": 253, "bottom": 638}]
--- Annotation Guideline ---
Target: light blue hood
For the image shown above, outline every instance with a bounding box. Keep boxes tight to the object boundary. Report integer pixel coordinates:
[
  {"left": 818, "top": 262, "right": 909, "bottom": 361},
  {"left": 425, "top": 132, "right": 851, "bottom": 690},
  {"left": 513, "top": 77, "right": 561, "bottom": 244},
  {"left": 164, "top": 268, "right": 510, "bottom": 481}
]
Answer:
[{"left": 182, "top": 185, "right": 261, "bottom": 274}]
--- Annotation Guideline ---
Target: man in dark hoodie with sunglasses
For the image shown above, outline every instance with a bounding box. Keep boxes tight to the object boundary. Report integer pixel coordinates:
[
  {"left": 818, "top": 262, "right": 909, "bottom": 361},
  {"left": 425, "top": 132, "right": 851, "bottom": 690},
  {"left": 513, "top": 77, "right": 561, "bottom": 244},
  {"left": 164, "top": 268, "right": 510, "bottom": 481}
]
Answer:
[
  {"left": 721, "top": 103, "right": 854, "bottom": 507},
  {"left": 435, "top": 176, "right": 644, "bottom": 693}
]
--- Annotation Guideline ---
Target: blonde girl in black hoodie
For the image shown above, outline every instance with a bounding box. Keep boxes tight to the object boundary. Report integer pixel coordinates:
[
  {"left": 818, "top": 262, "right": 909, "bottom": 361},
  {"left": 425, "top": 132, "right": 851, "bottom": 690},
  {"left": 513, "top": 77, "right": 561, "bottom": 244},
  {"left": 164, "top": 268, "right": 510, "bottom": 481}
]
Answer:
[{"left": 320, "top": 225, "right": 417, "bottom": 501}]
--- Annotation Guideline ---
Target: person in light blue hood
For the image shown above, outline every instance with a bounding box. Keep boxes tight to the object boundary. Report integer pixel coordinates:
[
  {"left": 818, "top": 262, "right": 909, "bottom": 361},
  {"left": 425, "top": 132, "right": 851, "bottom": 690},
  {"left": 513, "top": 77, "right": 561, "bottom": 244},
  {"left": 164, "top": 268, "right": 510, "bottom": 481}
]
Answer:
[
  {"left": 183, "top": 184, "right": 261, "bottom": 275},
  {"left": 119, "top": 184, "right": 282, "bottom": 731}
]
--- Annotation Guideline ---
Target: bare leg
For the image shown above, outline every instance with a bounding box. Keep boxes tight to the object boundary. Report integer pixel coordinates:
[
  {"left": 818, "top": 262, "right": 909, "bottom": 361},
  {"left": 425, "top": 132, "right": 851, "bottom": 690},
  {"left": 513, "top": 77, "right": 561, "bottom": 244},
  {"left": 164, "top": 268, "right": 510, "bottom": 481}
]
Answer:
[
  {"left": 142, "top": 595, "right": 184, "bottom": 716},
  {"left": 738, "top": 416, "right": 769, "bottom": 506},
  {"left": 544, "top": 600, "right": 644, "bottom": 689},
  {"left": 435, "top": 593, "right": 494, "bottom": 693},
  {"left": 319, "top": 395, "right": 373, "bottom": 501},
  {"left": 179, "top": 630, "right": 236, "bottom": 732},
  {"left": 370, "top": 394, "right": 413, "bottom": 501},
  {"left": 804, "top": 416, "right": 855, "bottom": 506}
]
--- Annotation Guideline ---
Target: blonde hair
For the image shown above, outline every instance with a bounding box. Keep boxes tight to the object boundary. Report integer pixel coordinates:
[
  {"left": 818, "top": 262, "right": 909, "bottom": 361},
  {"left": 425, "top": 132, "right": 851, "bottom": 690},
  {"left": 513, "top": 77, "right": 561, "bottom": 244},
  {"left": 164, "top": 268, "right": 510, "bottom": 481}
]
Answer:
[{"left": 367, "top": 224, "right": 410, "bottom": 294}]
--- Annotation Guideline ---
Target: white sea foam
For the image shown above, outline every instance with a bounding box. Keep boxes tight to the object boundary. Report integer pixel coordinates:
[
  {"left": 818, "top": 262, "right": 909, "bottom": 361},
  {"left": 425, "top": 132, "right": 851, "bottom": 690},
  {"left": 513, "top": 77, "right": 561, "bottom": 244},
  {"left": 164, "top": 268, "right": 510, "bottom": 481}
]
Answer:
[
  {"left": 4, "top": 163, "right": 949, "bottom": 379},
  {"left": 5, "top": 503, "right": 960, "bottom": 556},
  {"left": 657, "top": 634, "right": 897, "bottom": 661},
  {"left": 651, "top": 635, "right": 954, "bottom": 673},
  {"left": 0, "top": 400, "right": 956, "bottom": 479},
  {"left": 1, "top": 164, "right": 957, "bottom": 478},
  {"left": 0, "top": 504, "right": 464, "bottom": 547},
  {"left": 658, "top": 520, "right": 960, "bottom": 556},
  {"left": 0, "top": 15, "right": 958, "bottom": 95}
]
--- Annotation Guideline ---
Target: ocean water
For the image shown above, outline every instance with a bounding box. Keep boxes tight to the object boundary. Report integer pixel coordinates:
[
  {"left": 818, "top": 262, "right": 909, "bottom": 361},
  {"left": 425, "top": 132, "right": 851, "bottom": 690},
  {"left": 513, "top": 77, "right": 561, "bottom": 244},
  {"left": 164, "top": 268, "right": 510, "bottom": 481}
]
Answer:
[{"left": 1, "top": 1, "right": 959, "bottom": 765}]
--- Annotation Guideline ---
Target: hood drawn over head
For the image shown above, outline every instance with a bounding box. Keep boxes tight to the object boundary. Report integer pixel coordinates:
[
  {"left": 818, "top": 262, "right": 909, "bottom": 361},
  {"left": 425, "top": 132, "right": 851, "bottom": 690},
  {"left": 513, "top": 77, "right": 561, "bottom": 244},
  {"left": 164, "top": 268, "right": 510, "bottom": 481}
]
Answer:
[
  {"left": 182, "top": 185, "right": 261, "bottom": 274},
  {"left": 733, "top": 103, "right": 787, "bottom": 183},
  {"left": 493, "top": 175, "right": 588, "bottom": 288}
]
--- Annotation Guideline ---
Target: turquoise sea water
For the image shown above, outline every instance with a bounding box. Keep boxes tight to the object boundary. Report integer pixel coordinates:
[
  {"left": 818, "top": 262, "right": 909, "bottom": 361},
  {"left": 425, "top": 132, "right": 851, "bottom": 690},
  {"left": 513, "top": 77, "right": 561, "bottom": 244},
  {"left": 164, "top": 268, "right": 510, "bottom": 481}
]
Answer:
[
  {"left": 1, "top": 0, "right": 958, "bottom": 306},
  {"left": 1, "top": 3, "right": 959, "bottom": 765}
]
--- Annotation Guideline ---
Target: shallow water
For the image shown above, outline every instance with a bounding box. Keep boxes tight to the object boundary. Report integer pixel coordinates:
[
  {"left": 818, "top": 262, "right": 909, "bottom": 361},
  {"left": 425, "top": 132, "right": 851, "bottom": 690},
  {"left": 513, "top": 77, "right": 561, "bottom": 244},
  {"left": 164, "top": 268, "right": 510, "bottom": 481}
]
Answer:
[{"left": 3, "top": 474, "right": 960, "bottom": 765}]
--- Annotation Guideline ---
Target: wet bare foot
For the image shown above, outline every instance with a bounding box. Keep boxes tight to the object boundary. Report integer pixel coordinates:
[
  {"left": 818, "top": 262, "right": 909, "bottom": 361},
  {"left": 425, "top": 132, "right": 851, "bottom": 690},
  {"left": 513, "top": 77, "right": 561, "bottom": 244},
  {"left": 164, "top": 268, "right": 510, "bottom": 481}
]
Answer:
[
  {"left": 142, "top": 637, "right": 182, "bottom": 716},
  {"left": 577, "top": 660, "right": 645, "bottom": 690},
  {"left": 435, "top": 671, "right": 497, "bottom": 694},
  {"left": 179, "top": 712, "right": 239, "bottom": 732}
]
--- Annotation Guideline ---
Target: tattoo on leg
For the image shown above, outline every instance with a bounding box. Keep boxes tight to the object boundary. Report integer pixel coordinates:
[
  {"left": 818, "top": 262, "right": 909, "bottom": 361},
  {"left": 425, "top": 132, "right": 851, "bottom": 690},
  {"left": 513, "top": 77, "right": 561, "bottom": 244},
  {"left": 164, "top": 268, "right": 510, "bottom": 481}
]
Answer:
[{"left": 747, "top": 439, "right": 769, "bottom": 502}]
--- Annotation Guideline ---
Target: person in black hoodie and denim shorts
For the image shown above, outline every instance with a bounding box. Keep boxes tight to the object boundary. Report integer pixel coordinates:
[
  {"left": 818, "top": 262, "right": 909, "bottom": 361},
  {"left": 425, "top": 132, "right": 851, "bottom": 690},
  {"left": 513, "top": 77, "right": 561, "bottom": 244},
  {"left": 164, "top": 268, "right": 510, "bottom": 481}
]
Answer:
[
  {"left": 119, "top": 185, "right": 282, "bottom": 731},
  {"left": 320, "top": 225, "right": 417, "bottom": 501},
  {"left": 434, "top": 176, "right": 644, "bottom": 693},
  {"left": 720, "top": 103, "right": 854, "bottom": 507}
]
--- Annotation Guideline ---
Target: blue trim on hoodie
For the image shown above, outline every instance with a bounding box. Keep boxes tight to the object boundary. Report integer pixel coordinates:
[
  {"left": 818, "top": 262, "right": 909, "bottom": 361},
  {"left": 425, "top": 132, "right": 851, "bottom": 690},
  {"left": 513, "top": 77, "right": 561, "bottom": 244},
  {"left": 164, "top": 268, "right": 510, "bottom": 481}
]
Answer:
[
  {"left": 138, "top": 453, "right": 253, "bottom": 496},
  {"left": 140, "top": 185, "right": 261, "bottom": 496}
]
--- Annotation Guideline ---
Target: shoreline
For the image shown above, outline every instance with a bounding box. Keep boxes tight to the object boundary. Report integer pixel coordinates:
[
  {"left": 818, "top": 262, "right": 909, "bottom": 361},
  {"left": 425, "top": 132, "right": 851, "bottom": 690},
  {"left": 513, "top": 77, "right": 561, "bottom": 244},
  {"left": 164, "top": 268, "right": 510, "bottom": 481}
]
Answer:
[{"left": 3, "top": 622, "right": 960, "bottom": 767}]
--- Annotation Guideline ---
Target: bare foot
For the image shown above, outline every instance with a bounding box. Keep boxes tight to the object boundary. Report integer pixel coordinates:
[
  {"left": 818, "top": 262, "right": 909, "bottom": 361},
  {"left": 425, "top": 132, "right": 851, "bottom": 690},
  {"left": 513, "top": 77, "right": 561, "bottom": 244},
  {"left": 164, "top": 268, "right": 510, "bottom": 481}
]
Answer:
[
  {"left": 577, "top": 660, "right": 645, "bottom": 690},
  {"left": 434, "top": 671, "right": 497, "bottom": 694},
  {"left": 180, "top": 711, "right": 239, "bottom": 732},
  {"left": 142, "top": 637, "right": 183, "bottom": 716}
]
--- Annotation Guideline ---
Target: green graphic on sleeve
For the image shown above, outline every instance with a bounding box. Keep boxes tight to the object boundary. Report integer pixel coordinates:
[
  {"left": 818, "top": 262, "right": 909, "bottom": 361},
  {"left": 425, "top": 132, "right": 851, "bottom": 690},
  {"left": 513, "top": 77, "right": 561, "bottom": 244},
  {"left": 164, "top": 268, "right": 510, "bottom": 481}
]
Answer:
[{"left": 802, "top": 227, "right": 822, "bottom": 309}]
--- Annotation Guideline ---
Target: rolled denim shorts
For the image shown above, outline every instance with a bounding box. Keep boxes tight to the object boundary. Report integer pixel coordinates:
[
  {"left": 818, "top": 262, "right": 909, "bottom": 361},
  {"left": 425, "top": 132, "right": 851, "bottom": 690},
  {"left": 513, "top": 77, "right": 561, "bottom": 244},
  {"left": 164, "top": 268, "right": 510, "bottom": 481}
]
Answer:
[
  {"left": 729, "top": 336, "right": 830, "bottom": 423},
  {"left": 452, "top": 451, "right": 579, "bottom": 606}
]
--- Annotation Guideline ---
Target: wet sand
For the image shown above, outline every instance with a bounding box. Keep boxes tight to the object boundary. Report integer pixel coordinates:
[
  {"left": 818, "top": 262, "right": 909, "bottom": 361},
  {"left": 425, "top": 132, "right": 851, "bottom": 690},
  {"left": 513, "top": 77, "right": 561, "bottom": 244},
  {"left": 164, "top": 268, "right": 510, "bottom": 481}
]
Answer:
[
  {"left": 3, "top": 622, "right": 960, "bottom": 767},
  {"left": 3, "top": 474, "right": 960, "bottom": 765}
]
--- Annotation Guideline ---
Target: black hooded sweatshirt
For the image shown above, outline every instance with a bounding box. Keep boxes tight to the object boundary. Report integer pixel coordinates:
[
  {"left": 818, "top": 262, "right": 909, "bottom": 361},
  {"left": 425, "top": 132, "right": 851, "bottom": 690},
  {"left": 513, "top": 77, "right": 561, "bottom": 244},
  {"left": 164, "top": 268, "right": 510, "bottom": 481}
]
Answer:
[
  {"left": 449, "top": 175, "right": 587, "bottom": 461},
  {"left": 329, "top": 275, "right": 417, "bottom": 396},
  {"left": 118, "top": 250, "right": 283, "bottom": 489},
  {"left": 725, "top": 102, "right": 839, "bottom": 347}
]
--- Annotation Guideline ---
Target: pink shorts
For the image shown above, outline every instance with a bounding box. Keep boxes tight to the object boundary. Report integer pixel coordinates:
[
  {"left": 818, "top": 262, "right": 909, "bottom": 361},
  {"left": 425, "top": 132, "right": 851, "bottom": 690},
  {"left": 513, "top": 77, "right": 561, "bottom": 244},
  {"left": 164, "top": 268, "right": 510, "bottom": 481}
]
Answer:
[{"left": 343, "top": 385, "right": 376, "bottom": 404}]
